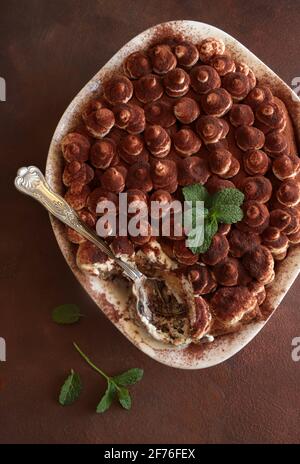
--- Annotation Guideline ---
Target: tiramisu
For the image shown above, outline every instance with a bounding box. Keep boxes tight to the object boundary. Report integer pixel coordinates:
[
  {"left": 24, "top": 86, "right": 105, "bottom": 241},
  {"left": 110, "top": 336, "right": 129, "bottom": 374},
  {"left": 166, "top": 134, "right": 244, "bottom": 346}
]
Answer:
[{"left": 60, "top": 35, "right": 300, "bottom": 345}]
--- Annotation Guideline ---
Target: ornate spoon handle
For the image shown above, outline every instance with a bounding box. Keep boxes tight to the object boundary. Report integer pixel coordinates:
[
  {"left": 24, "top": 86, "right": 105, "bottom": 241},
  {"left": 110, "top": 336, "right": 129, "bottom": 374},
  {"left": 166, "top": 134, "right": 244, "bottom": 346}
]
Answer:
[{"left": 14, "top": 166, "right": 142, "bottom": 282}]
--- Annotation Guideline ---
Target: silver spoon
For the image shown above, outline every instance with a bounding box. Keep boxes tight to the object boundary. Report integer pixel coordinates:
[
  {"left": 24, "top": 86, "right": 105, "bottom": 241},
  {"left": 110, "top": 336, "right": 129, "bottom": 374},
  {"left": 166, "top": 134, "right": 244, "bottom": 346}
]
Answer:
[{"left": 14, "top": 166, "right": 180, "bottom": 318}]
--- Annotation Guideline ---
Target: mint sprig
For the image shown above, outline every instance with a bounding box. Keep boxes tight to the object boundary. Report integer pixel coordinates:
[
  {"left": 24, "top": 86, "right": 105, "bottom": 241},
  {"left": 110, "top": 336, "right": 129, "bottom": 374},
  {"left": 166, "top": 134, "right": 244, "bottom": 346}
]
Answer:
[
  {"left": 73, "top": 343, "right": 143, "bottom": 413},
  {"left": 182, "top": 185, "right": 244, "bottom": 254}
]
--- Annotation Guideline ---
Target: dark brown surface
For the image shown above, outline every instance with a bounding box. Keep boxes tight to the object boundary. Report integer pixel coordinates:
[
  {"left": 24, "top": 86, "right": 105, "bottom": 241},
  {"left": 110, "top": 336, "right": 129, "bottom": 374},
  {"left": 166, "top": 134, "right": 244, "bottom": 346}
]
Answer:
[{"left": 1, "top": 0, "right": 300, "bottom": 444}]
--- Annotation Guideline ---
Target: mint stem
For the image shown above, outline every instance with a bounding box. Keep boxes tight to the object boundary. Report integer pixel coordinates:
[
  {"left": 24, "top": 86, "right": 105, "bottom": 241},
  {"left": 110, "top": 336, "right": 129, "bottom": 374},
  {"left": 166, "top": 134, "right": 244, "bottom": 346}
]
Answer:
[{"left": 73, "top": 342, "right": 111, "bottom": 383}]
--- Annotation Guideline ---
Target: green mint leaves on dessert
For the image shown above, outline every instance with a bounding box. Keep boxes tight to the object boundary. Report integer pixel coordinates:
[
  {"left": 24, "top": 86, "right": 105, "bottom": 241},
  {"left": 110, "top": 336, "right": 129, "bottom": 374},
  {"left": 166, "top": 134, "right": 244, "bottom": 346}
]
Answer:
[
  {"left": 52, "top": 304, "right": 82, "bottom": 325},
  {"left": 59, "top": 369, "right": 82, "bottom": 406},
  {"left": 182, "top": 184, "right": 244, "bottom": 254},
  {"left": 182, "top": 183, "right": 209, "bottom": 205},
  {"left": 210, "top": 186, "right": 245, "bottom": 208},
  {"left": 73, "top": 343, "right": 143, "bottom": 413},
  {"left": 209, "top": 187, "right": 244, "bottom": 224},
  {"left": 188, "top": 216, "right": 218, "bottom": 255},
  {"left": 211, "top": 204, "right": 244, "bottom": 224}
]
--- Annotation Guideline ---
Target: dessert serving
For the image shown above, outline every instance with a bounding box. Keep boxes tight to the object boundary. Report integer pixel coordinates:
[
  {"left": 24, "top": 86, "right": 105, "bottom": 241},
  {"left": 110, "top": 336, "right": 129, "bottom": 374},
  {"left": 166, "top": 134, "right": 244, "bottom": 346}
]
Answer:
[
  {"left": 58, "top": 29, "right": 300, "bottom": 349},
  {"left": 41, "top": 21, "right": 300, "bottom": 368}
]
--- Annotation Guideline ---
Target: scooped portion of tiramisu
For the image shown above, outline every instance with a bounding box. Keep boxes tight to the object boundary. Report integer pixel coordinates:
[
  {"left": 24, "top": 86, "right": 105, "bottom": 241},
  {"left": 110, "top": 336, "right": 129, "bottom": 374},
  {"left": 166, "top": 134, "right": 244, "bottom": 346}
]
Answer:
[{"left": 60, "top": 35, "right": 300, "bottom": 345}]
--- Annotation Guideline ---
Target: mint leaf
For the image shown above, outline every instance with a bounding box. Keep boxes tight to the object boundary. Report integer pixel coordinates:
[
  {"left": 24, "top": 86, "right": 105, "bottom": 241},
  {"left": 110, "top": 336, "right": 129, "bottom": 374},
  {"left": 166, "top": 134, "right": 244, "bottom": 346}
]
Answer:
[
  {"left": 113, "top": 368, "right": 144, "bottom": 387},
  {"left": 183, "top": 205, "right": 206, "bottom": 235},
  {"left": 52, "top": 304, "right": 81, "bottom": 324},
  {"left": 200, "top": 218, "right": 218, "bottom": 252},
  {"left": 59, "top": 369, "right": 82, "bottom": 406},
  {"left": 182, "top": 184, "right": 209, "bottom": 205},
  {"left": 188, "top": 217, "right": 218, "bottom": 254},
  {"left": 211, "top": 188, "right": 244, "bottom": 209},
  {"left": 118, "top": 387, "right": 132, "bottom": 410},
  {"left": 209, "top": 188, "right": 244, "bottom": 224},
  {"left": 96, "top": 381, "right": 116, "bottom": 413},
  {"left": 213, "top": 205, "right": 244, "bottom": 224},
  {"left": 186, "top": 222, "right": 205, "bottom": 251}
]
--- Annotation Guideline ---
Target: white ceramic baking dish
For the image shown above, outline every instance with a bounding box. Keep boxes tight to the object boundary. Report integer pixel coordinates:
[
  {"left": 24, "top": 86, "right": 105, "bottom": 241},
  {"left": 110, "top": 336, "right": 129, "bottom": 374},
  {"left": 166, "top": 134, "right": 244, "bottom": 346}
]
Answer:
[{"left": 45, "top": 20, "right": 300, "bottom": 369}]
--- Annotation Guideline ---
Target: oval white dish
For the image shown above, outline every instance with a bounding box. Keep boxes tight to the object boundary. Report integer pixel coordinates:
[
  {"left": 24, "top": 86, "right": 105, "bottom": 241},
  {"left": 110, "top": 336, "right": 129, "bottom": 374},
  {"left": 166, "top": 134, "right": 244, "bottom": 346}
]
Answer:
[{"left": 45, "top": 20, "right": 300, "bottom": 369}]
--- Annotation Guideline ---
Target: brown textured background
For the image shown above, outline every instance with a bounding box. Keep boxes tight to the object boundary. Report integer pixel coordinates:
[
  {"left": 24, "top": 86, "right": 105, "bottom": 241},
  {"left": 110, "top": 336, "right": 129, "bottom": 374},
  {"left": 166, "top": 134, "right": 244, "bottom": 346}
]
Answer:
[{"left": 1, "top": 0, "right": 300, "bottom": 444}]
